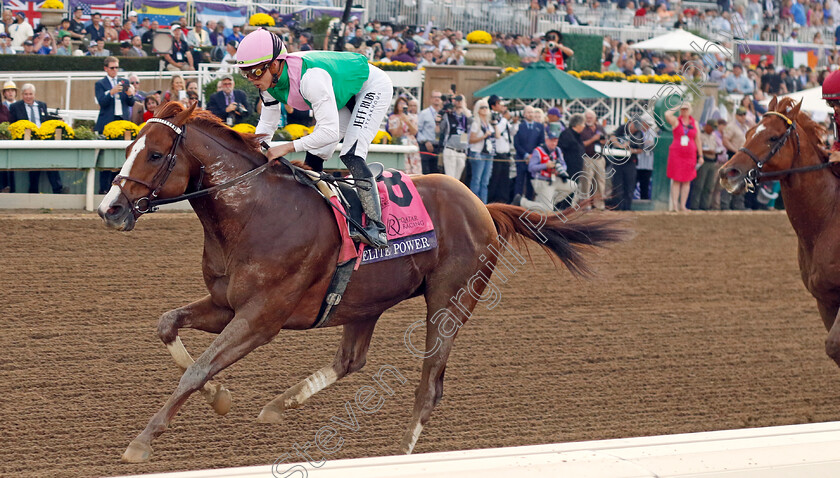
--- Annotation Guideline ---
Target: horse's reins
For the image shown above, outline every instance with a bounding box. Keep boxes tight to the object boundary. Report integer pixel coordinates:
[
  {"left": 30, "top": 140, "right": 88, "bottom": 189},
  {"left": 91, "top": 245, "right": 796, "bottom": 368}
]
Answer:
[
  {"left": 737, "top": 111, "right": 832, "bottom": 192},
  {"left": 113, "top": 118, "right": 276, "bottom": 217},
  {"left": 112, "top": 120, "right": 376, "bottom": 241}
]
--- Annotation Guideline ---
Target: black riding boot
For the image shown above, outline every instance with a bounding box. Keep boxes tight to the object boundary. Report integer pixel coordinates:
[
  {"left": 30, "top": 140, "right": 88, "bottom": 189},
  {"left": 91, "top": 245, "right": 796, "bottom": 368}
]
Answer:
[{"left": 342, "top": 153, "right": 387, "bottom": 249}]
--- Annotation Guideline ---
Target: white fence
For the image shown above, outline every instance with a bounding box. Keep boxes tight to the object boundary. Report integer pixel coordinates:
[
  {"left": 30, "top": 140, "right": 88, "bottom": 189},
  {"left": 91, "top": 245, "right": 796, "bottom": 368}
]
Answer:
[{"left": 114, "top": 421, "right": 840, "bottom": 477}]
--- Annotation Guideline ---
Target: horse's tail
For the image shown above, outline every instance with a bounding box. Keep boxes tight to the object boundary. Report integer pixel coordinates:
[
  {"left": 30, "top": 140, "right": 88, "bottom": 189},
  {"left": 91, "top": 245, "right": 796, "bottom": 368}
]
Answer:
[{"left": 485, "top": 203, "right": 632, "bottom": 277}]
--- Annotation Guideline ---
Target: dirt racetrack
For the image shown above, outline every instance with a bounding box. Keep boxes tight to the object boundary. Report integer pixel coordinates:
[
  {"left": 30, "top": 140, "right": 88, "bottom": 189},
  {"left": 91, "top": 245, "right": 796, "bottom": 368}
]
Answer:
[{"left": 2, "top": 211, "right": 839, "bottom": 477}]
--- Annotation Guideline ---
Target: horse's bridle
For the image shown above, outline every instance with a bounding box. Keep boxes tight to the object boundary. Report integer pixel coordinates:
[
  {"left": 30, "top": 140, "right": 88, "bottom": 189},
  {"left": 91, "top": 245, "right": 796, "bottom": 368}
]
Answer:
[
  {"left": 112, "top": 118, "right": 273, "bottom": 218},
  {"left": 737, "top": 111, "right": 830, "bottom": 191},
  {"left": 112, "top": 118, "right": 196, "bottom": 218}
]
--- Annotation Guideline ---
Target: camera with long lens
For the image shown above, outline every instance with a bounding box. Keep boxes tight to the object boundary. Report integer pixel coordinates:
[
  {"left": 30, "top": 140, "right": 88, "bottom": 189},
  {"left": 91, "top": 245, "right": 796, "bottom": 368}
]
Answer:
[
  {"left": 440, "top": 94, "right": 454, "bottom": 112},
  {"left": 547, "top": 41, "right": 557, "bottom": 50},
  {"left": 490, "top": 111, "right": 500, "bottom": 126},
  {"left": 235, "top": 103, "right": 248, "bottom": 115}
]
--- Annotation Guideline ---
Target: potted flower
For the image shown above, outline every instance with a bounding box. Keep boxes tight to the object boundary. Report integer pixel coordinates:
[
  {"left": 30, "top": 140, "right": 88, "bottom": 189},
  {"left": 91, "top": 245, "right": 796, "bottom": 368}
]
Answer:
[
  {"left": 37, "top": 119, "right": 74, "bottom": 140},
  {"left": 9, "top": 120, "right": 38, "bottom": 140},
  {"left": 245, "top": 13, "right": 280, "bottom": 34},
  {"left": 373, "top": 130, "right": 391, "bottom": 145},
  {"left": 38, "top": 0, "right": 65, "bottom": 28},
  {"left": 103, "top": 120, "right": 140, "bottom": 141},
  {"left": 464, "top": 30, "right": 496, "bottom": 66}
]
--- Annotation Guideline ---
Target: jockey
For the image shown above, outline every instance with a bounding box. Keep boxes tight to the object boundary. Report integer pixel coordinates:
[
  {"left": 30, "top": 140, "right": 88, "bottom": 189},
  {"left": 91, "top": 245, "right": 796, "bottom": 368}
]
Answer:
[
  {"left": 235, "top": 28, "right": 392, "bottom": 248},
  {"left": 822, "top": 69, "right": 840, "bottom": 152}
]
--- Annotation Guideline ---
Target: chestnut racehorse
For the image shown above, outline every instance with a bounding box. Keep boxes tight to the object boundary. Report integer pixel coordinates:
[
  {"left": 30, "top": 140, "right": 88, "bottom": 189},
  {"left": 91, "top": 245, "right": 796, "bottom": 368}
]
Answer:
[
  {"left": 98, "top": 102, "right": 629, "bottom": 463},
  {"left": 719, "top": 97, "right": 840, "bottom": 368}
]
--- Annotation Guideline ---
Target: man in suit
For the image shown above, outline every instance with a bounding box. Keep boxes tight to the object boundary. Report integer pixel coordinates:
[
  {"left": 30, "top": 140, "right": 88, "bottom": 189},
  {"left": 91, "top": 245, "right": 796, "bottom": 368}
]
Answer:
[
  {"left": 207, "top": 74, "right": 249, "bottom": 126},
  {"left": 10, "top": 84, "right": 66, "bottom": 194},
  {"left": 95, "top": 56, "right": 136, "bottom": 193},
  {"left": 513, "top": 105, "right": 543, "bottom": 200}
]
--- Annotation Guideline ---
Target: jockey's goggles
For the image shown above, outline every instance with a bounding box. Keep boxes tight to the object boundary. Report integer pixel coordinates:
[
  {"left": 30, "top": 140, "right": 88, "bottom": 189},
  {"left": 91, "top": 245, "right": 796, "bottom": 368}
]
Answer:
[{"left": 239, "top": 61, "right": 273, "bottom": 80}]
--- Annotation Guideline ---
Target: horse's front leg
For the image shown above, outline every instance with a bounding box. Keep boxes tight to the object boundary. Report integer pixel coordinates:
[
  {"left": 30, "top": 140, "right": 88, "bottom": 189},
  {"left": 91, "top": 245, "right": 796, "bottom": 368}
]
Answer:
[
  {"left": 123, "top": 306, "right": 284, "bottom": 463},
  {"left": 158, "top": 295, "right": 234, "bottom": 415}
]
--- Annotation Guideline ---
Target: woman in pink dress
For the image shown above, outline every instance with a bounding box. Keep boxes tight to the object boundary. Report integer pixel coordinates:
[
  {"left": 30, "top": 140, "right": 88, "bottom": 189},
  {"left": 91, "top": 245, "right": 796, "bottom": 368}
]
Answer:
[{"left": 664, "top": 102, "right": 702, "bottom": 211}]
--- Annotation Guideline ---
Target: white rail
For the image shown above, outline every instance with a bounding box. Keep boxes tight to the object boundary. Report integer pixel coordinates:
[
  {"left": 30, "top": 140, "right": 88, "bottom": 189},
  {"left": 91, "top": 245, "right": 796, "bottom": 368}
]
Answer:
[{"left": 114, "top": 421, "right": 840, "bottom": 478}]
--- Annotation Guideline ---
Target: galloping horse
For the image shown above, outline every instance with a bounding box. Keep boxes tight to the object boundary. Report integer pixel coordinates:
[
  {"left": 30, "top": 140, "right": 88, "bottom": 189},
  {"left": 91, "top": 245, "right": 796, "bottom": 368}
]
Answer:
[
  {"left": 98, "top": 102, "right": 629, "bottom": 463},
  {"left": 719, "top": 97, "right": 840, "bottom": 368}
]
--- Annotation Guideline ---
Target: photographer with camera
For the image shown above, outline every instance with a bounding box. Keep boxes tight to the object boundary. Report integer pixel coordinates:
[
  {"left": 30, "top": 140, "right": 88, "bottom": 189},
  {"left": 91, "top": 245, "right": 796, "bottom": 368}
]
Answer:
[
  {"left": 512, "top": 128, "right": 575, "bottom": 212},
  {"left": 208, "top": 74, "right": 250, "bottom": 126},
  {"left": 95, "top": 57, "right": 135, "bottom": 193},
  {"left": 438, "top": 94, "right": 471, "bottom": 180},
  {"left": 538, "top": 30, "right": 574, "bottom": 70},
  {"left": 417, "top": 90, "right": 444, "bottom": 174},
  {"left": 488, "top": 95, "right": 513, "bottom": 203},
  {"left": 388, "top": 96, "right": 421, "bottom": 174}
]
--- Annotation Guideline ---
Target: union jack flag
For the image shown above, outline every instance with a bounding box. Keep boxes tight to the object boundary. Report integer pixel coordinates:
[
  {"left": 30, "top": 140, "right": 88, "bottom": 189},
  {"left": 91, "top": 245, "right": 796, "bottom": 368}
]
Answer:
[
  {"left": 75, "top": 1, "right": 124, "bottom": 24},
  {"left": 2, "top": 0, "right": 47, "bottom": 27}
]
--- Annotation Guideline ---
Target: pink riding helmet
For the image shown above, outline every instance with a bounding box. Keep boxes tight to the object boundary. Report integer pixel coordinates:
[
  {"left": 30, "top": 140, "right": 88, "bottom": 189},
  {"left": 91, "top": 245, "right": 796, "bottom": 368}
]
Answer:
[{"left": 235, "top": 28, "right": 288, "bottom": 67}]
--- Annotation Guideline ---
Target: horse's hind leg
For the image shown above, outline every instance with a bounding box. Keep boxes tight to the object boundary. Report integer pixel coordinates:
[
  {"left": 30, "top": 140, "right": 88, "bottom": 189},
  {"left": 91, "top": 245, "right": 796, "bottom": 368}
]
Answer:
[
  {"left": 258, "top": 318, "right": 379, "bottom": 423},
  {"left": 818, "top": 300, "right": 840, "bottom": 366},
  {"left": 158, "top": 295, "right": 234, "bottom": 415},
  {"left": 401, "top": 277, "right": 481, "bottom": 454}
]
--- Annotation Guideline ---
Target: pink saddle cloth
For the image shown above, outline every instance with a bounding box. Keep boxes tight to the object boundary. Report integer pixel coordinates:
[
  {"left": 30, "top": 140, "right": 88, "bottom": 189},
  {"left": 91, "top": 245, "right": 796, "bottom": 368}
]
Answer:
[{"left": 332, "top": 170, "right": 436, "bottom": 265}]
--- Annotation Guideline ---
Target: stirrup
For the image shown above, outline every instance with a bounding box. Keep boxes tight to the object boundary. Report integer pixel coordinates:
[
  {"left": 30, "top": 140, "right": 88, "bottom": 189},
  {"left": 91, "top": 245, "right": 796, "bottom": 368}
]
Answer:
[{"left": 351, "top": 222, "right": 388, "bottom": 249}]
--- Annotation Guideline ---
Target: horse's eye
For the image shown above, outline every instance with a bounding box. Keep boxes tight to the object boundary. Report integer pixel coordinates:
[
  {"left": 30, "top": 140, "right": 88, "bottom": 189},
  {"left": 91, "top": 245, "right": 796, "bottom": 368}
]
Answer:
[
  {"left": 769, "top": 136, "right": 779, "bottom": 142},
  {"left": 149, "top": 152, "right": 163, "bottom": 161}
]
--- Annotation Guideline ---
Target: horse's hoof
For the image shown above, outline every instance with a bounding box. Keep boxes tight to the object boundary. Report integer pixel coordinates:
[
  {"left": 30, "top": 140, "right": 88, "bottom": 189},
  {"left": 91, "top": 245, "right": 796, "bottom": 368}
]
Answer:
[
  {"left": 211, "top": 387, "right": 232, "bottom": 416},
  {"left": 257, "top": 405, "right": 283, "bottom": 423},
  {"left": 122, "top": 440, "right": 153, "bottom": 463}
]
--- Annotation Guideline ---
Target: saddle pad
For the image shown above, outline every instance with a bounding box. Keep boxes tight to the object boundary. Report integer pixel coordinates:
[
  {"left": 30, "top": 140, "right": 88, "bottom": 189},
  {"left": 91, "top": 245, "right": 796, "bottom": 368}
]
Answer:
[{"left": 354, "top": 170, "right": 436, "bottom": 265}]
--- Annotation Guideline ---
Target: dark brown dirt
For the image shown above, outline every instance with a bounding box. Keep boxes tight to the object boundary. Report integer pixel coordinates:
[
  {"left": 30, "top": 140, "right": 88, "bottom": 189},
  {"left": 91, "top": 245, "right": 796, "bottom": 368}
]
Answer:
[{"left": 1, "top": 211, "right": 837, "bottom": 477}]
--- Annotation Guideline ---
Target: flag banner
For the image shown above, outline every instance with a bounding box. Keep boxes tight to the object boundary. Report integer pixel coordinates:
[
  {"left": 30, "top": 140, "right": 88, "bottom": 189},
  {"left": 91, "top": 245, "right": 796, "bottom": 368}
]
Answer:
[
  {"left": 195, "top": 2, "right": 247, "bottom": 29},
  {"left": 68, "top": 0, "right": 126, "bottom": 24},
  {"left": 134, "top": 0, "right": 185, "bottom": 26},
  {"left": 3, "top": 0, "right": 47, "bottom": 27},
  {"left": 307, "top": 7, "right": 363, "bottom": 22}
]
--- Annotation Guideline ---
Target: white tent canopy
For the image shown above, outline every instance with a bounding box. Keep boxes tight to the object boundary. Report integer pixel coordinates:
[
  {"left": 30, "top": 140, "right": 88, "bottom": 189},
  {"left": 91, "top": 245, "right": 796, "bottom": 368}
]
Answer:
[
  {"left": 632, "top": 29, "right": 732, "bottom": 55},
  {"left": 759, "top": 87, "right": 831, "bottom": 122}
]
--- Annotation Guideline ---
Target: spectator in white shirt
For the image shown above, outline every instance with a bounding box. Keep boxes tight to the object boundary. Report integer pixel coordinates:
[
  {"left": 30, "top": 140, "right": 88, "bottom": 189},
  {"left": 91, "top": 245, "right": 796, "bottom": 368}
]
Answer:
[
  {"left": 187, "top": 19, "right": 211, "bottom": 47},
  {"left": 9, "top": 12, "right": 34, "bottom": 47}
]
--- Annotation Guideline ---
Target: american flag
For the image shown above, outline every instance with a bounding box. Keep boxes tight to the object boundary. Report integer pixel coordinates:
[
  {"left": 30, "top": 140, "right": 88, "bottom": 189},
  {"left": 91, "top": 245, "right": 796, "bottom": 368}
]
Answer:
[
  {"left": 76, "top": 2, "right": 124, "bottom": 24},
  {"left": 3, "top": 0, "right": 47, "bottom": 27}
]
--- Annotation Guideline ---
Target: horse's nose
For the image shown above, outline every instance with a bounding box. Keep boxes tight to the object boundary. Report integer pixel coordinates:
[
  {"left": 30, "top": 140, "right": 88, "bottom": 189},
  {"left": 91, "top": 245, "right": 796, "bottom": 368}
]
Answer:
[
  {"left": 99, "top": 202, "right": 124, "bottom": 221},
  {"left": 719, "top": 165, "right": 743, "bottom": 181}
]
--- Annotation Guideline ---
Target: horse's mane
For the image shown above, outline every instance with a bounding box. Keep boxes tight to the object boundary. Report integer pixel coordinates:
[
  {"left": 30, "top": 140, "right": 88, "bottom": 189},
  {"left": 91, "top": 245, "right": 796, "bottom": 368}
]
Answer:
[
  {"left": 773, "top": 97, "right": 828, "bottom": 157},
  {"left": 153, "top": 101, "right": 312, "bottom": 171},
  {"left": 155, "top": 101, "right": 263, "bottom": 152}
]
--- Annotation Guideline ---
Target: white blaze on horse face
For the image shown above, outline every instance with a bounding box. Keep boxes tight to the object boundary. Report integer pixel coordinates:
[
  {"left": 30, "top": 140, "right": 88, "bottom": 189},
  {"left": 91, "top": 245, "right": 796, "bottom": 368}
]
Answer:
[
  {"left": 98, "top": 136, "right": 147, "bottom": 213},
  {"left": 755, "top": 124, "right": 766, "bottom": 136}
]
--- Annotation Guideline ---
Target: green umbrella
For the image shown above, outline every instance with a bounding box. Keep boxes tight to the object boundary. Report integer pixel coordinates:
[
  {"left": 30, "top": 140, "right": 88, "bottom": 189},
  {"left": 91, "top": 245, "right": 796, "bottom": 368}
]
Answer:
[{"left": 474, "top": 61, "right": 607, "bottom": 100}]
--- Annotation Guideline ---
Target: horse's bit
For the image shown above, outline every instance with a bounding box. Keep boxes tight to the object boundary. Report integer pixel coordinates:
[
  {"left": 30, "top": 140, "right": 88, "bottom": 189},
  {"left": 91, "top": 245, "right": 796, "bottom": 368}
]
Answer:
[{"left": 737, "top": 111, "right": 830, "bottom": 192}]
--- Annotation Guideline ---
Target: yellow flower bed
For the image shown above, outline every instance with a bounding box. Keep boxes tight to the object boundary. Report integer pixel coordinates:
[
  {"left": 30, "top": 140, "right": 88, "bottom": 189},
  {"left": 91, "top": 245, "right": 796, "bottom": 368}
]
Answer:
[
  {"left": 283, "top": 124, "right": 313, "bottom": 140},
  {"left": 232, "top": 123, "right": 256, "bottom": 134},
  {"left": 41, "top": 0, "right": 64, "bottom": 9},
  {"left": 9, "top": 120, "right": 39, "bottom": 140},
  {"left": 370, "top": 61, "right": 417, "bottom": 71},
  {"left": 466, "top": 30, "right": 492, "bottom": 45},
  {"left": 103, "top": 120, "right": 140, "bottom": 140},
  {"left": 249, "top": 13, "right": 275, "bottom": 27},
  {"left": 373, "top": 130, "right": 391, "bottom": 145},
  {"left": 569, "top": 70, "right": 684, "bottom": 84},
  {"left": 503, "top": 67, "right": 524, "bottom": 74},
  {"left": 37, "top": 120, "right": 74, "bottom": 139}
]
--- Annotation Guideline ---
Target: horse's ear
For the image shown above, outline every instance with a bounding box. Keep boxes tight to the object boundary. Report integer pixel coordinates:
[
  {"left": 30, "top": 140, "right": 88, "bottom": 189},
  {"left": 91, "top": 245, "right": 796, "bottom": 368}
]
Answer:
[
  {"left": 768, "top": 96, "right": 778, "bottom": 111},
  {"left": 790, "top": 99, "right": 803, "bottom": 118},
  {"left": 173, "top": 102, "right": 196, "bottom": 126}
]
